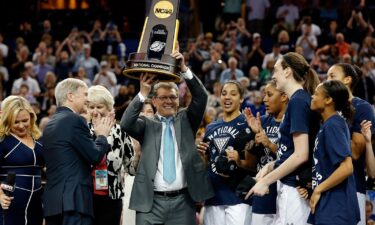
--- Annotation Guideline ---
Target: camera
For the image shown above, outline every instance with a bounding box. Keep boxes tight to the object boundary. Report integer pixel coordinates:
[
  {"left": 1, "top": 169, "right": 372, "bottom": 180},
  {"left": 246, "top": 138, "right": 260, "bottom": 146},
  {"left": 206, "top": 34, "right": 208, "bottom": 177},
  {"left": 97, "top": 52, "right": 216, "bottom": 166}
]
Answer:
[{"left": 214, "top": 146, "right": 237, "bottom": 175}]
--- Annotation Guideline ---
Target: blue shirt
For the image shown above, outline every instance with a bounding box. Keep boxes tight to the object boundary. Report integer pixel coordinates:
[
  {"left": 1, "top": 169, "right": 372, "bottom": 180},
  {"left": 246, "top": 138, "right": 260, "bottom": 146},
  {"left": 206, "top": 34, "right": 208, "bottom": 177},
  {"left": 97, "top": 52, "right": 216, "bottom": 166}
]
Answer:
[
  {"left": 251, "top": 115, "right": 278, "bottom": 214},
  {"left": 219, "top": 68, "right": 244, "bottom": 84},
  {"left": 204, "top": 114, "right": 254, "bottom": 206},
  {"left": 309, "top": 115, "right": 360, "bottom": 225},
  {"left": 351, "top": 97, "right": 375, "bottom": 194},
  {"left": 274, "top": 89, "right": 312, "bottom": 187}
]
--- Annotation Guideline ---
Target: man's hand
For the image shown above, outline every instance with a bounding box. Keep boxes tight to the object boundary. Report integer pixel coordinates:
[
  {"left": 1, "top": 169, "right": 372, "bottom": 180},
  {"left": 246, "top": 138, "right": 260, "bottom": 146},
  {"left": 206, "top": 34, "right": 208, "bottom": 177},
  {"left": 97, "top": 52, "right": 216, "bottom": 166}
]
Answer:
[
  {"left": 140, "top": 73, "right": 156, "bottom": 98},
  {"left": 171, "top": 50, "right": 188, "bottom": 73}
]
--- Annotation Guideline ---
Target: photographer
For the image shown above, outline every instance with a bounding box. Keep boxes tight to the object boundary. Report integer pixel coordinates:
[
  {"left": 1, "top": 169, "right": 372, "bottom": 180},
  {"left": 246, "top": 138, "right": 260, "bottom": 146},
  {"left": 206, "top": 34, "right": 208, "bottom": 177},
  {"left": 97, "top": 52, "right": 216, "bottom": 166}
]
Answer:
[{"left": 197, "top": 80, "right": 257, "bottom": 225}]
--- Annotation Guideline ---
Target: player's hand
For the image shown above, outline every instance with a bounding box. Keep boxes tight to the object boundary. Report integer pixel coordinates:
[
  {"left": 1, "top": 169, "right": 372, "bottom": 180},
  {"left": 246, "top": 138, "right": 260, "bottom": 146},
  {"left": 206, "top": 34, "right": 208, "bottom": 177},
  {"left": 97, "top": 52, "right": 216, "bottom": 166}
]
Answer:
[
  {"left": 310, "top": 189, "right": 322, "bottom": 214},
  {"left": 245, "top": 179, "right": 269, "bottom": 199},
  {"left": 226, "top": 148, "right": 240, "bottom": 165},
  {"left": 296, "top": 186, "right": 309, "bottom": 199},
  {"left": 244, "top": 108, "right": 261, "bottom": 133},
  {"left": 360, "top": 120, "right": 372, "bottom": 143},
  {"left": 196, "top": 141, "right": 209, "bottom": 155},
  {"left": 255, "top": 162, "right": 273, "bottom": 181}
]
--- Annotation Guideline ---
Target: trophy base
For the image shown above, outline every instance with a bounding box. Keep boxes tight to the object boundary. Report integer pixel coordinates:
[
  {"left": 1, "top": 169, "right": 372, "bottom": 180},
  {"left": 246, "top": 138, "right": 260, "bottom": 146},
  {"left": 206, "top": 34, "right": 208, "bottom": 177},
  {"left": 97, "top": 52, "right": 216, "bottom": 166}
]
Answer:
[{"left": 123, "top": 53, "right": 182, "bottom": 82}]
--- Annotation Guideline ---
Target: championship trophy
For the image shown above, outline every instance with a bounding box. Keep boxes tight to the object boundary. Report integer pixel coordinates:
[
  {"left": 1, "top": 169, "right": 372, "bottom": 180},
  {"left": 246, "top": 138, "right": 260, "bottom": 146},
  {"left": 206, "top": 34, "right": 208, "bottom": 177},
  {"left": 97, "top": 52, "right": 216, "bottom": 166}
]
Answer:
[{"left": 123, "top": 0, "right": 181, "bottom": 82}]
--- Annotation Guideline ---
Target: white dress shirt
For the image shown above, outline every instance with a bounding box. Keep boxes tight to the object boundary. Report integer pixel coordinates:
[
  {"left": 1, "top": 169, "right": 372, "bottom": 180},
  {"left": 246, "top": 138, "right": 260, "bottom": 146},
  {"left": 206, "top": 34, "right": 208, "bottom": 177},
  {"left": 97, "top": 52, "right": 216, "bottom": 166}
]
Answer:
[{"left": 138, "top": 68, "right": 193, "bottom": 191}]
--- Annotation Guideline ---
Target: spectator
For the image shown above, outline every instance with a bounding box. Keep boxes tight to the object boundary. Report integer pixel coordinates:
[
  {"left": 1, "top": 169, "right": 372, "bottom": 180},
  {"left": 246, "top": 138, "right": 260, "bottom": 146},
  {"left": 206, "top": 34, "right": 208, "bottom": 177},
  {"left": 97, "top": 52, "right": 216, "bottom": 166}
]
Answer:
[
  {"left": 334, "top": 33, "right": 351, "bottom": 57},
  {"left": 220, "top": 57, "right": 244, "bottom": 84},
  {"left": 18, "top": 84, "right": 37, "bottom": 103},
  {"left": 207, "top": 81, "right": 222, "bottom": 108},
  {"left": 319, "top": 0, "right": 338, "bottom": 22},
  {"left": 40, "top": 87, "right": 56, "bottom": 115},
  {"left": 245, "top": 0, "right": 270, "bottom": 34},
  {"left": 260, "top": 59, "right": 275, "bottom": 83},
  {"left": 75, "top": 66, "right": 92, "bottom": 87},
  {"left": 202, "top": 49, "right": 227, "bottom": 93},
  {"left": 222, "top": 0, "right": 243, "bottom": 23},
  {"left": 55, "top": 50, "right": 74, "bottom": 81},
  {"left": 276, "top": 0, "right": 299, "bottom": 30},
  {"left": 347, "top": 9, "right": 374, "bottom": 50},
  {"left": 107, "top": 55, "right": 125, "bottom": 85},
  {"left": 92, "top": 61, "right": 117, "bottom": 95},
  {"left": 114, "top": 85, "right": 132, "bottom": 121},
  {"left": 76, "top": 44, "right": 100, "bottom": 81},
  {"left": 32, "top": 41, "right": 48, "bottom": 64},
  {"left": 248, "top": 66, "right": 262, "bottom": 91},
  {"left": 89, "top": 19, "right": 105, "bottom": 60},
  {"left": 39, "top": 104, "right": 57, "bottom": 132},
  {"left": 297, "top": 16, "right": 322, "bottom": 38},
  {"left": 11, "top": 62, "right": 41, "bottom": 97},
  {"left": 262, "top": 43, "right": 281, "bottom": 70},
  {"left": 247, "top": 33, "right": 266, "bottom": 71},
  {"left": 10, "top": 45, "right": 30, "bottom": 92},
  {"left": 33, "top": 53, "right": 54, "bottom": 84},
  {"left": 296, "top": 23, "right": 317, "bottom": 62},
  {"left": 101, "top": 22, "right": 124, "bottom": 58},
  {"left": 0, "top": 33, "right": 9, "bottom": 58},
  {"left": 278, "top": 30, "right": 294, "bottom": 54},
  {"left": 242, "top": 90, "right": 266, "bottom": 115},
  {"left": 359, "top": 36, "right": 375, "bottom": 60},
  {"left": 17, "top": 22, "right": 36, "bottom": 49},
  {"left": 271, "top": 18, "right": 291, "bottom": 41},
  {"left": 320, "top": 20, "right": 339, "bottom": 46},
  {"left": 353, "top": 66, "right": 375, "bottom": 104}
]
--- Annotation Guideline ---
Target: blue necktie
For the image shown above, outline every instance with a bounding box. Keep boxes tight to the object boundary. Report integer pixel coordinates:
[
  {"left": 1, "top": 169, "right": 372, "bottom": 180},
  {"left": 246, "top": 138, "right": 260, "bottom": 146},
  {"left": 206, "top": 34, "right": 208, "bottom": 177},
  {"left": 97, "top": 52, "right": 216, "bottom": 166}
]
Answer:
[{"left": 162, "top": 117, "right": 176, "bottom": 184}]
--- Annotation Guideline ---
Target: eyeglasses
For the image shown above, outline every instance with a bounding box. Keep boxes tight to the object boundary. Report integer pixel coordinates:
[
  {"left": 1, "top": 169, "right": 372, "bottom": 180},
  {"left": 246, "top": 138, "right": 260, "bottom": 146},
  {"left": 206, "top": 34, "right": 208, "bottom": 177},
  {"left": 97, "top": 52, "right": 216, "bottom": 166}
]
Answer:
[{"left": 155, "top": 96, "right": 178, "bottom": 101}]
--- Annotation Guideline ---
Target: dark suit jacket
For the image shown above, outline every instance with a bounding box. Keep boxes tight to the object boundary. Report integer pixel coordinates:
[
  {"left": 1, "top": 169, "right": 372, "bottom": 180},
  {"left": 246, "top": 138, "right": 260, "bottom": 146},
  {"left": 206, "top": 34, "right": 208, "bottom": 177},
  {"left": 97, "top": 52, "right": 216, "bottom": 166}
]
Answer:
[
  {"left": 121, "top": 74, "right": 214, "bottom": 212},
  {"left": 42, "top": 106, "right": 108, "bottom": 217}
]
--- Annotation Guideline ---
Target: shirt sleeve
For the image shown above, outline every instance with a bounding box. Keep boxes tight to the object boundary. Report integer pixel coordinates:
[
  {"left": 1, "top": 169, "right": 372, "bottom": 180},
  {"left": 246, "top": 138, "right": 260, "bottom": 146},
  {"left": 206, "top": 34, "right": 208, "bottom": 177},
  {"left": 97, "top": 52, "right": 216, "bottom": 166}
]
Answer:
[
  {"left": 137, "top": 92, "right": 146, "bottom": 102},
  {"left": 181, "top": 68, "right": 193, "bottom": 80},
  {"left": 324, "top": 120, "right": 351, "bottom": 166},
  {"left": 352, "top": 102, "right": 375, "bottom": 133},
  {"left": 289, "top": 97, "right": 310, "bottom": 134}
]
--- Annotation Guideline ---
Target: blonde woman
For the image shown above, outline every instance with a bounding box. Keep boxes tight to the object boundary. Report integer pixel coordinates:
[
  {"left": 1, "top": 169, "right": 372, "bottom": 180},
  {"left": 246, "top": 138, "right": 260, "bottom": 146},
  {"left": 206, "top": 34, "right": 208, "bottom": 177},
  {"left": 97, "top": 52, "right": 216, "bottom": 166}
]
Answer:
[{"left": 0, "top": 96, "right": 44, "bottom": 225}]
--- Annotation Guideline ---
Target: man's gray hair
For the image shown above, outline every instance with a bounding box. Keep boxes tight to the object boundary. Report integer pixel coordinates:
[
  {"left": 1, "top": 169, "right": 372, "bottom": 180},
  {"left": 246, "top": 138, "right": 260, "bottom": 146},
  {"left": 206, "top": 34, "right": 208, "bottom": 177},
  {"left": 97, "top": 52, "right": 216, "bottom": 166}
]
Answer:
[
  {"left": 152, "top": 82, "right": 179, "bottom": 97},
  {"left": 55, "top": 78, "right": 87, "bottom": 106}
]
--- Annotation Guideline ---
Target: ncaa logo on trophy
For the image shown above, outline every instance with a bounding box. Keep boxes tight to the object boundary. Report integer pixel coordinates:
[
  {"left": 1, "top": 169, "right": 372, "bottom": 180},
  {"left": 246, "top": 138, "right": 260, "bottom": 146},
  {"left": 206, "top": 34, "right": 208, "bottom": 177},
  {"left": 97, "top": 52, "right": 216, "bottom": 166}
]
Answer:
[{"left": 123, "top": 0, "right": 182, "bottom": 82}]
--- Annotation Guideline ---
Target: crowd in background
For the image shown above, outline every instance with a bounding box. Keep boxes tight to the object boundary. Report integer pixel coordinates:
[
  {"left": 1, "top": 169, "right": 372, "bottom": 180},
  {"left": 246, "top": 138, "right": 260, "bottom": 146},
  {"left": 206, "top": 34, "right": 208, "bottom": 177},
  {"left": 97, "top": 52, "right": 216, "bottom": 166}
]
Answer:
[{"left": 0, "top": 0, "right": 374, "bottom": 128}]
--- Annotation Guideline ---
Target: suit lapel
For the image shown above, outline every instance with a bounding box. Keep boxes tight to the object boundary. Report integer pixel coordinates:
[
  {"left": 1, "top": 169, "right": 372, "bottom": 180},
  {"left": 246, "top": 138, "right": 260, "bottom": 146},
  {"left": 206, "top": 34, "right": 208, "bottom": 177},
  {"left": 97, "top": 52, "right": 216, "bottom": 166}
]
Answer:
[
  {"left": 173, "top": 116, "right": 181, "bottom": 154},
  {"left": 153, "top": 117, "right": 162, "bottom": 156}
]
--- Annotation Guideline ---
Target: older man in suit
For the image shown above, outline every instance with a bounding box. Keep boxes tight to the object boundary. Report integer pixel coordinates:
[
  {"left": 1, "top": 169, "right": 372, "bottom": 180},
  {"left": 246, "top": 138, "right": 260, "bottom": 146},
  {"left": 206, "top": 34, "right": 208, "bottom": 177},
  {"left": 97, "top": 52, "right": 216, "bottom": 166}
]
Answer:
[
  {"left": 42, "top": 78, "right": 114, "bottom": 225},
  {"left": 121, "top": 51, "right": 214, "bottom": 225}
]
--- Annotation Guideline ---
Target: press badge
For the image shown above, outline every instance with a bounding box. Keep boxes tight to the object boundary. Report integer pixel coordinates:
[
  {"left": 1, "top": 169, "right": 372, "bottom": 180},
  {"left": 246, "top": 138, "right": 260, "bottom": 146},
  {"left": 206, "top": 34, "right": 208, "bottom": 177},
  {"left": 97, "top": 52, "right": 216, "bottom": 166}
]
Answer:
[{"left": 95, "top": 170, "right": 108, "bottom": 190}]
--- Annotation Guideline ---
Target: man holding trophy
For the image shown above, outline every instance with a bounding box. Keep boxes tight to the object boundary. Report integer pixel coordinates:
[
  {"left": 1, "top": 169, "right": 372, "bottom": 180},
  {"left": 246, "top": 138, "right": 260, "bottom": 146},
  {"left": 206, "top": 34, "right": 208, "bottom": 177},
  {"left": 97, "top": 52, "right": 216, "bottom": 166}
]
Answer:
[
  {"left": 121, "top": 1, "right": 213, "bottom": 224},
  {"left": 120, "top": 50, "right": 213, "bottom": 224}
]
